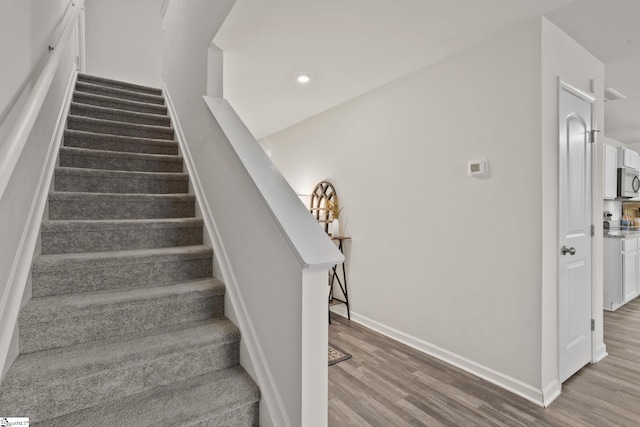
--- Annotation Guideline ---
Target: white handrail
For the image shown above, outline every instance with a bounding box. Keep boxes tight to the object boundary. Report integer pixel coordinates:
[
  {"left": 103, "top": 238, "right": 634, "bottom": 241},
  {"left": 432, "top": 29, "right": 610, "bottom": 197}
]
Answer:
[
  {"left": 203, "top": 96, "right": 344, "bottom": 270},
  {"left": 0, "top": 0, "right": 84, "bottom": 200},
  {"left": 160, "top": 0, "right": 170, "bottom": 19},
  {"left": 48, "top": 0, "right": 78, "bottom": 51}
]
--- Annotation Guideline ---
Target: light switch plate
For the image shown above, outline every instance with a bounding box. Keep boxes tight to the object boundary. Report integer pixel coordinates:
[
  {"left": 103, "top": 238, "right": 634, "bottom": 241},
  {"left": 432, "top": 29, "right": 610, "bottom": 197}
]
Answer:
[{"left": 468, "top": 159, "right": 488, "bottom": 177}]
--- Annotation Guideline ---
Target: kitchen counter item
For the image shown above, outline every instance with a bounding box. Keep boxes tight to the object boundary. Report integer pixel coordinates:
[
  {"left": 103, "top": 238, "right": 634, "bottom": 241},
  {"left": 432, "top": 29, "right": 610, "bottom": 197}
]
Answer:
[
  {"left": 604, "top": 228, "right": 640, "bottom": 238},
  {"left": 622, "top": 215, "right": 632, "bottom": 226}
]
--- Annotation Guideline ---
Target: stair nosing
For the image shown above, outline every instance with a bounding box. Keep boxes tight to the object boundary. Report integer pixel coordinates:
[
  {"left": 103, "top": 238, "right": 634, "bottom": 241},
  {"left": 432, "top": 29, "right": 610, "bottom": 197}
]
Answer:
[
  {"left": 78, "top": 73, "right": 163, "bottom": 96},
  {"left": 67, "top": 115, "right": 175, "bottom": 133},
  {"left": 59, "top": 146, "right": 183, "bottom": 163},
  {"left": 0, "top": 319, "right": 243, "bottom": 425},
  {"left": 64, "top": 129, "right": 178, "bottom": 146},
  {"left": 6, "top": 318, "right": 238, "bottom": 378},
  {"left": 21, "top": 278, "right": 224, "bottom": 319},
  {"left": 34, "top": 244, "right": 212, "bottom": 265},
  {"left": 42, "top": 217, "right": 202, "bottom": 230},
  {"left": 73, "top": 91, "right": 167, "bottom": 112},
  {"left": 70, "top": 102, "right": 170, "bottom": 122},
  {"left": 55, "top": 166, "right": 188, "bottom": 180},
  {"left": 28, "top": 367, "right": 259, "bottom": 426},
  {"left": 48, "top": 191, "right": 195, "bottom": 200},
  {"left": 75, "top": 81, "right": 165, "bottom": 104}
]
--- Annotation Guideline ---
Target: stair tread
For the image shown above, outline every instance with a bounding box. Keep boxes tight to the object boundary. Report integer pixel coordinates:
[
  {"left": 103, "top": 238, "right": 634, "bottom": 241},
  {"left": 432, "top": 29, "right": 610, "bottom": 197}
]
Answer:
[
  {"left": 64, "top": 129, "right": 177, "bottom": 146},
  {"left": 67, "top": 115, "right": 175, "bottom": 141},
  {"left": 59, "top": 145, "right": 184, "bottom": 172},
  {"left": 49, "top": 190, "right": 194, "bottom": 200},
  {"left": 76, "top": 81, "right": 165, "bottom": 105},
  {"left": 54, "top": 167, "right": 189, "bottom": 194},
  {"left": 63, "top": 129, "right": 178, "bottom": 155},
  {"left": 55, "top": 166, "right": 188, "bottom": 179},
  {"left": 40, "top": 367, "right": 259, "bottom": 426},
  {"left": 74, "top": 90, "right": 167, "bottom": 113},
  {"left": 48, "top": 192, "right": 197, "bottom": 220},
  {"left": 42, "top": 217, "right": 202, "bottom": 231},
  {"left": 40, "top": 217, "right": 204, "bottom": 255},
  {"left": 59, "top": 145, "right": 182, "bottom": 162},
  {"left": 34, "top": 244, "right": 213, "bottom": 267},
  {"left": 0, "top": 319, "right": 245, "bottom": 424},
  {"left": 67, "top": 114, "right": 175, "bottom": 133},
  {"left": 21, "top": 277, "right": 224, "bottom": 322},
  {"left": 70, "top": 102, "right": 171, "bottom": 125},
  {"left": 78, "top": 73, "right": 163, "bottom": 96},
  {"left": 3, "top": 318, "right": 238, "bottom": 382}
]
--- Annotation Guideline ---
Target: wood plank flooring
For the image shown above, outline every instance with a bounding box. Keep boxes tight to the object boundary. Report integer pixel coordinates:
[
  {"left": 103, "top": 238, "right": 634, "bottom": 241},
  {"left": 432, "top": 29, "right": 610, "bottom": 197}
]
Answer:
[{"left": 328, "top": 300, "right": 640, "bottom": 426}]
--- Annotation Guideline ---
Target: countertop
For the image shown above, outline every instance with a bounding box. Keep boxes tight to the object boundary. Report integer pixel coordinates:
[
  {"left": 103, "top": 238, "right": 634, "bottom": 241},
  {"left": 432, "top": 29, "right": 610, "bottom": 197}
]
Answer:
[{"left": 604, "top": 227, "right": 640, "bottom": 238}]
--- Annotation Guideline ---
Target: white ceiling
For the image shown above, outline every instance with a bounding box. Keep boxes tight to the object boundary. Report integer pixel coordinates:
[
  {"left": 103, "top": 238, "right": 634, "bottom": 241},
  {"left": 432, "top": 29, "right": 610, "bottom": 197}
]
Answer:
[
  {"left": 546, "top": 0, "right": 640, "bottom": 144},
  {"left": 214, "top": 0, "right": 640, "bottom": 142}
]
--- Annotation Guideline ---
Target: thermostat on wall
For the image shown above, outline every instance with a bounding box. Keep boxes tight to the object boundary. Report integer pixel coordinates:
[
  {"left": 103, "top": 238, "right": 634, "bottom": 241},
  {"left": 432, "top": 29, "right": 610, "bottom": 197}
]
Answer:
[{"left": 468, "top": 159, "right": 488, "bottom": 177}]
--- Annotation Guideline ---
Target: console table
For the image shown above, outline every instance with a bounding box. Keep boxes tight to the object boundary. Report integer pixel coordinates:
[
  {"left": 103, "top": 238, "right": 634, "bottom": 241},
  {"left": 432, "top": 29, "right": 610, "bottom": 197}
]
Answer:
[{"left": 329, "top": 236, "right": 350, "bottom": 324}]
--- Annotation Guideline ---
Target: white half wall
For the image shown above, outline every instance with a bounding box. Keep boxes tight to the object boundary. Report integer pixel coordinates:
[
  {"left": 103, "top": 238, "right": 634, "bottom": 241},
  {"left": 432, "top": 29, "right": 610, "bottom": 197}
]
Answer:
[
  {"left": 264, "top": 18, "right": 546, "bottom": 394},
  {"left": 84, "top": 0, "right": 164, "bottom": 87}
]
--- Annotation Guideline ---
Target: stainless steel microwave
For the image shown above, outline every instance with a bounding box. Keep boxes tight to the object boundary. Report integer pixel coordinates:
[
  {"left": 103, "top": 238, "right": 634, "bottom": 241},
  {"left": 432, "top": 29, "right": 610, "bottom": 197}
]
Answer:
[{"left": 618, "top": 167, "right": 640, "bottom": 198}]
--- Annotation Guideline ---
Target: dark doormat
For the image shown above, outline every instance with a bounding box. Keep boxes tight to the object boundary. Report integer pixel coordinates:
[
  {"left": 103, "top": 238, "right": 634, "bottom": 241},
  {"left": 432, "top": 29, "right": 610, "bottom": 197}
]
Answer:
[{"left": 328, "top": 344, "right": 352, "bottom": 366}]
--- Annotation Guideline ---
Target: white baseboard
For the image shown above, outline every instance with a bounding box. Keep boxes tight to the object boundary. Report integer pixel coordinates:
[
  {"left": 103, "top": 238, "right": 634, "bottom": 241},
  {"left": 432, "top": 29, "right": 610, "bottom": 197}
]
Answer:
[
  {"left": 0, "top": 68, "right": 77, "bottom": 380},
  {"left": 542, "top": 380, "right": 561, "bottom": 407},
  {"left": 594, "top": 343, "right": 608, "bottom": 363},
  {"left": 330, "top": 306, "right": 547, "bottom": 407},
  {"left": 162, "top": 86, "right": 289, "bottom": 427}
]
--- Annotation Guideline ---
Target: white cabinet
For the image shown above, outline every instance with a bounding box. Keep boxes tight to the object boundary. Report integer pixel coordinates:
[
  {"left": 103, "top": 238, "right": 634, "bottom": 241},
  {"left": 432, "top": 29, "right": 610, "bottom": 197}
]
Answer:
[
  {"left": 604, "top": 144, "right": 618, "bottom": 199},
  {"left": 618, "top": 147, "right": 640, "bottom": 171},
  {"left": 623, "top": 249, "right": 640, "bottom": 302},
  {"left": 604, "top": 235, "right": 640, "bottom": 310}
]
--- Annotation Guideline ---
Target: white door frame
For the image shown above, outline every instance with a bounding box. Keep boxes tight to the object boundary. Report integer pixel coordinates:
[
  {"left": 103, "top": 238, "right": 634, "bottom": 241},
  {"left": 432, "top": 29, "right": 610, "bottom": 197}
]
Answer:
[{"left": 558, "top": 79, "right": 596, "bottom": 380}]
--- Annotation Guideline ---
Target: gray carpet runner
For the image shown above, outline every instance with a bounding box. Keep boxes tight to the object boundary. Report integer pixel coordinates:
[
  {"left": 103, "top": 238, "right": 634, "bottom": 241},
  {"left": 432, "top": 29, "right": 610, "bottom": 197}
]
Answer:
[{"left": 0, "top": 73, "right": 259, "bottom": 426}]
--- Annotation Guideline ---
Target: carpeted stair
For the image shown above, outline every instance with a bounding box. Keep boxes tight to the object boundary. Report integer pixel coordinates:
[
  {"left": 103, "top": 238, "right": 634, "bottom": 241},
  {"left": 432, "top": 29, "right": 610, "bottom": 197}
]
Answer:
[{"left": 0, "top": 73, "right": 259, "bottom": 426}]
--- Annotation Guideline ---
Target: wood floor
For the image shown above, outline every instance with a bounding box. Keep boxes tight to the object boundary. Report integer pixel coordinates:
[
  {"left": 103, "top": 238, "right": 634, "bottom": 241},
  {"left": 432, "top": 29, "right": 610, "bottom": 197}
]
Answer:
[{"left": 328, "top": 299, "right": 640, "bottom": 426}]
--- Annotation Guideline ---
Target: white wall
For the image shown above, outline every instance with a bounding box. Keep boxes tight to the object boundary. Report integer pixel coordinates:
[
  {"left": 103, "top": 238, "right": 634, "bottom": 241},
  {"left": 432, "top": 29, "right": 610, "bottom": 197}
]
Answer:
[
  {"left": 265, "top": 18, "right": 548, "bottom": 399},
  {"left": 265, "top": 15, "right": 605, "bottom": 405},
  {"left": 0, "top": 0, "right": 70, "bottom": 145},
  {"left": 0, "top": 0, "right": 79, "bottom": 378},
  {"left": 540, "top": 17, "right": 605, "bottom": 396},
  {"left": 162, "top": 0, "right": 233, "bottom": 113},
  {"left": 84, "top": 0, "right": 164, "bottom": 87},
  {"left": 30, "top": 0, "right": 72, "bottom": 66},
  {"left": 0, "top": 1, "right": 31, "bottom": 144},
  {"left": 624, "top": 142, "right": 640, "bottom": 153},
  {"left": 605, "top": 136, "right": 625, "bottom": 149}
]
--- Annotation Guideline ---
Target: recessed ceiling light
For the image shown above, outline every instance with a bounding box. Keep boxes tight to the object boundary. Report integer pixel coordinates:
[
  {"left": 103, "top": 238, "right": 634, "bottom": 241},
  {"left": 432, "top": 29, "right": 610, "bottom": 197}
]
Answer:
[{"left": 296, "top": 74, "right": 312, "bottom": 84}]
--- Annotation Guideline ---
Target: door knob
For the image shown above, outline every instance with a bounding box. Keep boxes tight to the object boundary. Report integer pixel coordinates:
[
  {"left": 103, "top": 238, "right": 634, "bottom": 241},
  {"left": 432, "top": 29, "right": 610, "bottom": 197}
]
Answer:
[{"left": 561, "top": 246, "right": 576, "bottom": 256}]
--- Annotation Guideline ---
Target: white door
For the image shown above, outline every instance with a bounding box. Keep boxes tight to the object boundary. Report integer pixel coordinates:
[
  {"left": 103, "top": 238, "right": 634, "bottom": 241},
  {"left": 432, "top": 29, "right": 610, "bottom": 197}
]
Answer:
[{"left": 558, "top": 81, "right": 593, "bottom": 383}]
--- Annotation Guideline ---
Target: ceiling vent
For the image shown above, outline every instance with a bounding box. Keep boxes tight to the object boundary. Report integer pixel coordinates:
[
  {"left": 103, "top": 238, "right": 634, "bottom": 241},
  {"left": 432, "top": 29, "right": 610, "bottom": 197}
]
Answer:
[{"left": 604, "top": 87, "right": 627, "bottom": 102}]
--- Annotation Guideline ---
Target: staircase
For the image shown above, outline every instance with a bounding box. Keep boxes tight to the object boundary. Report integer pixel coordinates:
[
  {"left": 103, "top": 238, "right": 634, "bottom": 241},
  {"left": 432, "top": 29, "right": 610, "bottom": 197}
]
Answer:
[{"left": 0, "top": 74, "right": 260, "bottom": 426}]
